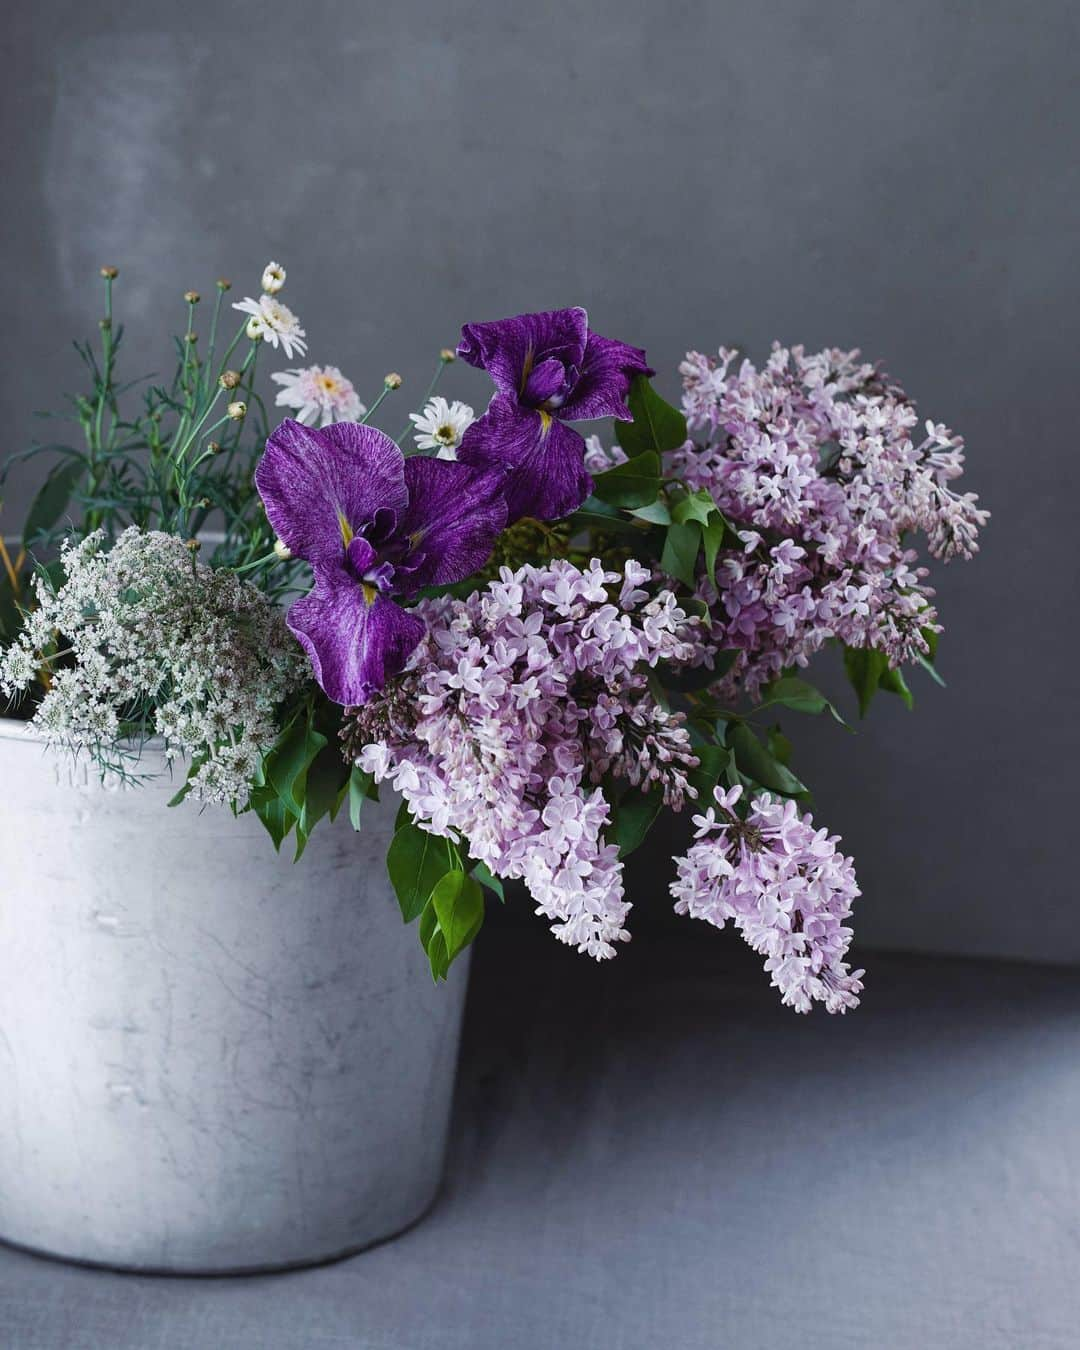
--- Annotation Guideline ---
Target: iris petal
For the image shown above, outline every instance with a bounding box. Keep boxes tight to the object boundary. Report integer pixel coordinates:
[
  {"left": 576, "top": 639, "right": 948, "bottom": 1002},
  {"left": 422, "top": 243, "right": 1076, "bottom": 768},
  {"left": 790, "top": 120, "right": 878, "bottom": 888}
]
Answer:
[
  {"left": 285, "top": 561, "right": 425, "bottom": 705},
  {"left": 255, "top": 420, "right": 408, "bottom": 569},
  {"left": 458, "top": 395, "right": 592, "bottom": 523}
]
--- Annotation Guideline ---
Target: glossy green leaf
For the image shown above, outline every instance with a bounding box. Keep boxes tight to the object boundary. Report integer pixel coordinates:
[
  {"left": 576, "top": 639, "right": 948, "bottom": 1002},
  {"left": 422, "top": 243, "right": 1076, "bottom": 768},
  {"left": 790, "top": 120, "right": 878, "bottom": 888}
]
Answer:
[
  {"left": 729, "top": 722, "right": 807, "bottom": 796},
  {"left": 471, "top": 859, "right": 505, "bottom": 901},
  {"left": 879, "top": 663, "right": 914, "bottom": 710},
  {"left": 590, "top": 451, "right": 661, "bottom": 508},
  {"left": 629, "top": 501, "right": 672, "bottom": 525},
  {"left": 430, "top": 869, "right": 484, "bottom": 965},
  {"left": 611, "top": 786, "right": 665, "bottom": 858},
  {"left": 419, "top": 900, "right": 449, "bottom": 981},
  {"left": 660, "top": 521, "right": 701, "bottom": 589},
  {"left": 672, "top": 489, "right": 718, "bottom": 527},
  {"left": 842, "top": 645, "right": 889, "bottom": 718},
  {"left": 616, "top": 375, "right": 688, "bottom": 457},
  {"left": 687, "top": 743, "right": 731, "bottom": 802},
  {"left": 387, "top": 821, "right": 459, "bottom": 923}
]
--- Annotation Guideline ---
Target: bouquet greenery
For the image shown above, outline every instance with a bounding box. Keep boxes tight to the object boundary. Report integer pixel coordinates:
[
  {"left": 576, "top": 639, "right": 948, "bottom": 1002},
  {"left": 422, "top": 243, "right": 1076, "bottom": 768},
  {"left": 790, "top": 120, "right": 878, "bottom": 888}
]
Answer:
[{"left": 0, "top": 262, "right": 986, "bottom": 1010}]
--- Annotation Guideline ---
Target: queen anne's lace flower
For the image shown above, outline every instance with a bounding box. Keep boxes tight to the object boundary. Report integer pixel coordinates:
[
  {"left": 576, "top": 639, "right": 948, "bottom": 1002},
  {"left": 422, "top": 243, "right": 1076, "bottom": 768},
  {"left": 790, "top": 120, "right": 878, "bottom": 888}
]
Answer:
[
  {"left": 674, "top": 343, "right": 988, "bottom": 698},
  {"left": 671, "top": 785, "right": 864, "bottom": 1013},
  {"left": 344, "top": 558, "right": 710, "bottom": 959},
  {"left": 0, "top": 529, "right": 306, "bottom": 805}
]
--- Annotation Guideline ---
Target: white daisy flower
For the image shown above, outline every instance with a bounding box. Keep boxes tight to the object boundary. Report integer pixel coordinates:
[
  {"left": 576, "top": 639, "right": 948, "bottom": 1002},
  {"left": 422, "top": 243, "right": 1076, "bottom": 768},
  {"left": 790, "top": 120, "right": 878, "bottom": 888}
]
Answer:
[
  {"left": 261, "top": 261, "right": 286, "bottom": 294},
  {"left": 409, "top": 396, "right": 475, "bottom": 458},
  {"left": 232, "top": 295, "right": 307, "bottom": 359},
  {"left": 271, "top": 365, "right": 365, "bottom": 427}
]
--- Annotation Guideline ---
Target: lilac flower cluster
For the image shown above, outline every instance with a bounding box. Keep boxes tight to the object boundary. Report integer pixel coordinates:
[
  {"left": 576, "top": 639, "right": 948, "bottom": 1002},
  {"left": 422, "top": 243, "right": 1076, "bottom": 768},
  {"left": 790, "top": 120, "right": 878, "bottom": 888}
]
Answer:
[
  {"left": 671, "top": 785, "right": 864, "bottom": 1013},
  {"left": 347, "top": 559, "right": 708, "bottom": 958},
  {"left": 675, "top": 344, "right": 988, "bottom": 697}
]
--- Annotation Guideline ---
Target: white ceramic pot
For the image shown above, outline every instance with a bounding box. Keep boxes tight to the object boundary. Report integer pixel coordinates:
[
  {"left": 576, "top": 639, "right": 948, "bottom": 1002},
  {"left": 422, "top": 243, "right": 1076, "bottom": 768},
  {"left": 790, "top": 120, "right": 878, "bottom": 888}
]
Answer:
[{"left": 0, "top": 720, "right": 469, "bottom": 1274}]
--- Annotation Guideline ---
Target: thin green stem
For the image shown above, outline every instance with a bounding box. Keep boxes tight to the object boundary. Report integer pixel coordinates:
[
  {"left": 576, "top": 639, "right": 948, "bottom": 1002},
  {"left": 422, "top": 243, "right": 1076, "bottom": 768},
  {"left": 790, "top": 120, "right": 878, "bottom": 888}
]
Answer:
[{"left": 395, "top": 359, "right": 449, "bottom": 445}]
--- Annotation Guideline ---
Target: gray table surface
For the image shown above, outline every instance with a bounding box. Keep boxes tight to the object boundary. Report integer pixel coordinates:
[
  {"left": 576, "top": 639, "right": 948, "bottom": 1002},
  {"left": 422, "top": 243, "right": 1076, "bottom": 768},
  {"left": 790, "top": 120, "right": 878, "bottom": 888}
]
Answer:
[{"left": 2, "top": 929, "right": 1078, "bottom": 1349}]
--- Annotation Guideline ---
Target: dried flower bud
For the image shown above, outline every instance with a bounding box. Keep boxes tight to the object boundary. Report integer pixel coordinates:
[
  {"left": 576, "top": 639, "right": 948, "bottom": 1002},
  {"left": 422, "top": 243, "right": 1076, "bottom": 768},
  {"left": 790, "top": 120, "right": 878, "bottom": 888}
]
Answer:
[
  {"left": 220, "top": 370, "right": 242, "bottom": 390},
  {"left": 439, "top": 348, "right": 457, "bottom": 364},
  {"left": 273, "top": 538, "right": 293, "bottom": 561},
  {"left": 227, "top": 401, "right": 247, "bottom": 421},
  {"left": 99, "top": 318, "right": 112, "bottom": 332},
  {"left": 100, "top": 266, "right": 119, "bottom": 280},
  {"left": 384, "top": 372, "right": 403, "bottom": 390},
  {"left": 184, "top": 290, "right": 200, "bottom": 304},
  {"left": 216, "top": 278, "right": 231, "bottom": 292},
  {"left": 185, "top": 332, "right": 198, "bottom": 343},
  {"left": 185, "top": 538, "right": 201, "bottom": 553},
  {"left": 195, "top": 498, "right": 211, "bottom": 510},
  {"left": 207, "top": 440, "right": 223, "bottom": 455}
]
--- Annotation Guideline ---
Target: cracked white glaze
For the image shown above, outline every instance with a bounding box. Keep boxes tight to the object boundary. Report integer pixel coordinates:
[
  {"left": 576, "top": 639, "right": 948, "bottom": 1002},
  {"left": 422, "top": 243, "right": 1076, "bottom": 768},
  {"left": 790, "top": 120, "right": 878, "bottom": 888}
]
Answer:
[{"left": 0, "top": 720, "right": 469, "bottom": 1272}]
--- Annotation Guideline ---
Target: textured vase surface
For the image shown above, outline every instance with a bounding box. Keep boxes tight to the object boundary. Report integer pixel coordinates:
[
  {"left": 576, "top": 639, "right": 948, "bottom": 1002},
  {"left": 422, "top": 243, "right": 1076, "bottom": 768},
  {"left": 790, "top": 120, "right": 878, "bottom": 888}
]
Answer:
[{"left": 0, "top": 720, "right": 469, "bottom": 1273}]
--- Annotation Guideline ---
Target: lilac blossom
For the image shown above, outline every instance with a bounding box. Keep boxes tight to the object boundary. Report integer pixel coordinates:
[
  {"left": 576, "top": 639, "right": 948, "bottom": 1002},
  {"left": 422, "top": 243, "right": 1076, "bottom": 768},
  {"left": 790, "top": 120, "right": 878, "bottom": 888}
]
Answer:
[
  {"left": 344, "top": 559, "right": 709, "bottom": 958},
  {"left": 457, "top": 307, "right": 651, "bottom": 522},
  {"left": 671, "top": 785, "right": 864, "bottom": 1013},
  {"left": 255, "top": 419, "right": 506, "bottom": 704},
  {"left": 671, "top": 343, "right": 988, "bottom": 698}
]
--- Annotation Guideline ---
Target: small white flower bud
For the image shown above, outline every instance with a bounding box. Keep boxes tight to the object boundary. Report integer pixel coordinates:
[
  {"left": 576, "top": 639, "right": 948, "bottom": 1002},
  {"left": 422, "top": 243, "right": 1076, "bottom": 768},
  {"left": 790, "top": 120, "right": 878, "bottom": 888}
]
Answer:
[
  {"left": 273, "top": 538, "right": 293, "bottom": 561},
  {"left": 219, "top": 369, "right": 242, "bottom": 390},
  {"left": 227, "top": 401, "right": 247, "bottom": 421},
  {"left": 439, "top": 347, "right": 457, "bottom": 364},
  {"left": 246, "top": 315, "right": 265, "bottom": 341},
  {"left": 261, "top": 262, "right": 286, "bottom": 294},
  {"left": 384, "top": 372, "right": 403, "bottom": 390}
]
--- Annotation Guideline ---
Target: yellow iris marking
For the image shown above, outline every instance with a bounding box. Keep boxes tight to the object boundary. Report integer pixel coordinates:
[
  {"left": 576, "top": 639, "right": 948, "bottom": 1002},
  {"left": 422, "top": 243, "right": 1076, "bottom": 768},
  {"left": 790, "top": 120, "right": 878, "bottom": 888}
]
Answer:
[
  {"left": 519, "top": 345, "right": 534, "bottom": 395},
  {"left": 338, "top": 511, "right": 354, "bottom": 547},
  {"left": 361, "top": 582, "right": 378, "bottom": 607},
  {"left": 538, "top": 409, "right": 552, "bottom": 437}
]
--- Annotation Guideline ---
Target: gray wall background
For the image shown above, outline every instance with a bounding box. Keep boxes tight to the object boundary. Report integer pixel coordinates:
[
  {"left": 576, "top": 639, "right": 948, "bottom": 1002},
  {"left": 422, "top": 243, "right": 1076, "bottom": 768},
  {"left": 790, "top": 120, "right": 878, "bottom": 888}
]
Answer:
[{"left": 2, "top": 0, "right": 1076, "bottom": 964}]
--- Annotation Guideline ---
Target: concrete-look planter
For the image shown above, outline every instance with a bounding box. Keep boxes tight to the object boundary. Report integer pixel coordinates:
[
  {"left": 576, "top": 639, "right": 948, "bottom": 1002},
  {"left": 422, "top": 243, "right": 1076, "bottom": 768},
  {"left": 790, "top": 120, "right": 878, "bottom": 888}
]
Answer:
[{"left": 0, "top": 719, "right": 469, "bottom": 1274}]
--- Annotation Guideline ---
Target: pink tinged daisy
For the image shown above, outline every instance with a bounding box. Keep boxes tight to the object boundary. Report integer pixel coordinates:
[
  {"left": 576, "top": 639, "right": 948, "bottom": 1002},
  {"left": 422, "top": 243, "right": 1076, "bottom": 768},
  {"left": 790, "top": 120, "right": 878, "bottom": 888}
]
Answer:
[
  {"left": 232, "top": 294, "right": 307, "bottom": 359},
  {"left": 271, "top": 365, "right": 365, "bottom": 427},
  {"left": 409, "top": 396, "right": 475, "bottom": 458}
]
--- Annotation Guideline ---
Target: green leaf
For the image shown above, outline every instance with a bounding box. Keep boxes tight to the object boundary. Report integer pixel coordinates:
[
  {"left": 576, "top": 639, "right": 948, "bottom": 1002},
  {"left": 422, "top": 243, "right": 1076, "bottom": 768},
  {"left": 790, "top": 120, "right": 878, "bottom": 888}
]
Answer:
[
  {"left": 419, "top": 900, "right": 449, "bottom": 981},
  {"left": 567, "top": 497, "right": 642, "bottom": 536},
  {"left": 879, "top": 663, "right": 914, "bottom": 711},
  {"left": 767, "top": 724, "right": 794, "bottom": 766},
  {"left": 757, "top": 675, "right": 835, "bottom": 719},
  {"left": 293, "top": 743, "right": 349, "bottom": 861},
  {"left": 660, "top": 520, "right": 701, "bottom": 589},
  {"left": 267, "top": 714, "right": 327, "bottom": 815},
  {"left": 611, "top": 786, "right": 665, "bottom": 858},
  {"left": 471, "top": 859, "right": 505, "bottom": 902},
  {"left": 22, "top": 459, "right": 85, "bottom": 550},
  {"left": 430, "top": 870, "right": 485, "bottom": 965},
  {"left": 629, "top": 501, "right": 672, "bottom": 525},
  {"left": 387, "top": 821, "right": 459, "bottom": 923},
  {"left": 702, "top": 514, "right": 725, "bottom": 588},
  {"left": 687, "top": 744, "right": 731, "bottom": 803},
  {"left": 0, "top": 571, "right": 20, "bottom": 642},
  {"left": 590, "top": 451, "right": 661, "bottom": 509},
  {"left": 248, "top": 789, "right": 296, "bottom": 851},
  {"left": 672, "top": 489, "right": 718, "bottom": 527},
  {"left": 729, "top": 722, "right": 807, "bottom": 796},
  {"left": 616, "top": 375, "right": 688, "bottom": 457},
  {"left": 348, "top": 766, "right": 373, "bottom": 830},
  {"left": 842, "top": 646, "right": 889, "bottom": 718}
]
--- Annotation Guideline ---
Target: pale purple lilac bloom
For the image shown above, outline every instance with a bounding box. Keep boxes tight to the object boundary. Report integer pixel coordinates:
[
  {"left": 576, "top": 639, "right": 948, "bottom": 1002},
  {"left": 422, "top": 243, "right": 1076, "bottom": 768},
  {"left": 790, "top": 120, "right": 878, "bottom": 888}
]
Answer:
[
  {"left": 457, "top": 307, "right": 652, "bottom": 522},
  {"left": 255, "top": 419, "right": 506, "bottom": 705},
  {"left": 671, "top": 784, "right": 864, "bottom": 1013},
  {"left": 350, "top": 559, "right": 708, "bottom": 959},
  {"left": 673, "top": 343, "right": 988, "bottom": 698}
]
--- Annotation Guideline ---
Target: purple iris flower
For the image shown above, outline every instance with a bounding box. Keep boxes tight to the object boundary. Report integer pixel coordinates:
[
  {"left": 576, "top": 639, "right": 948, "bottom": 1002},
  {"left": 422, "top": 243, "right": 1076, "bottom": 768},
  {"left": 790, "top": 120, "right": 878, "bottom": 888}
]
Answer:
[
  {"left": 255, "top": 419, "right": 506, "bottom": 705},
  {"left": 456, "top": 306, "right": 652, "bottom": 522}
]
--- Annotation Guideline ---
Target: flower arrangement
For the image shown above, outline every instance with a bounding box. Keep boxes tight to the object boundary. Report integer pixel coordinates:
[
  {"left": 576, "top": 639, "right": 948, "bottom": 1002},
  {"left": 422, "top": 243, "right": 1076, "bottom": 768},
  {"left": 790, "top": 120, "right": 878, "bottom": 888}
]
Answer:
[{"left": 0, "top": 264, "right": 987, "bottom": 1010}]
